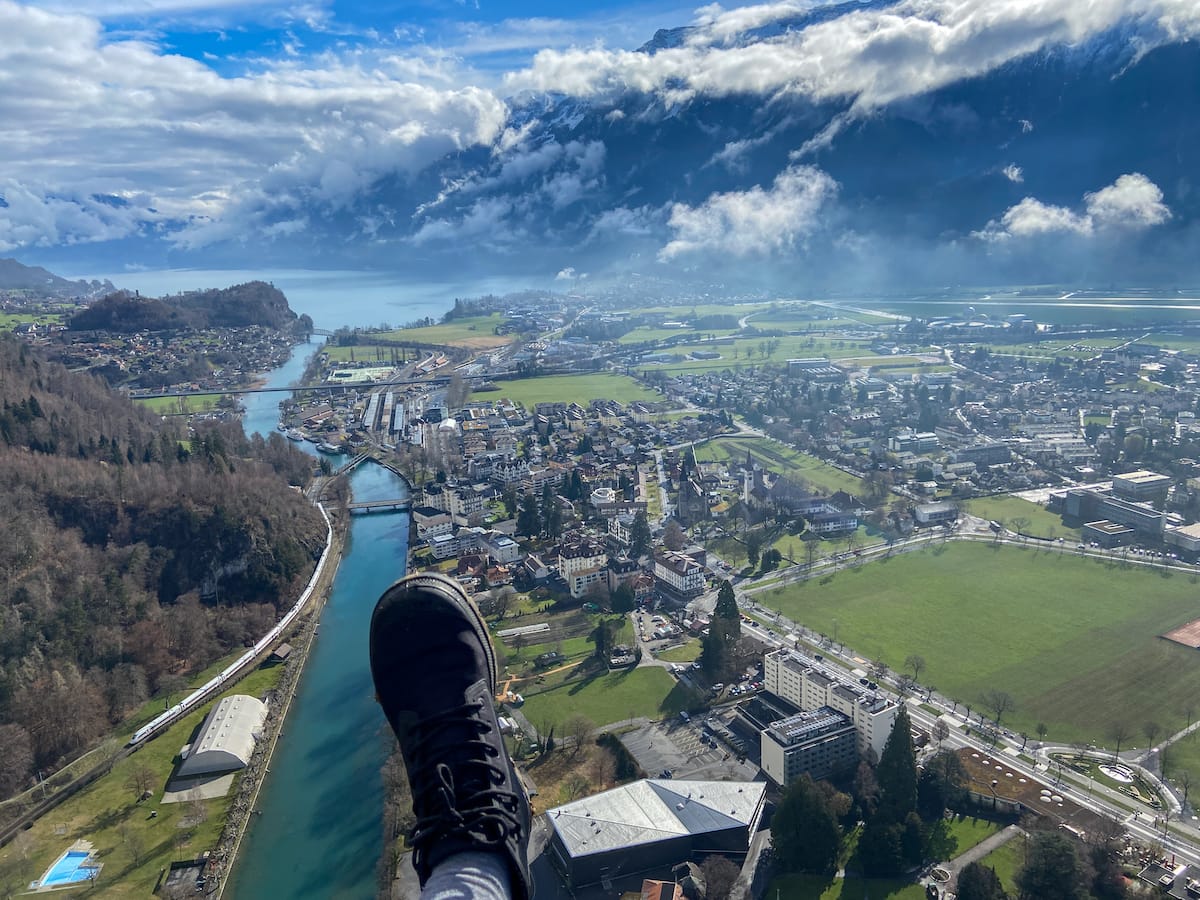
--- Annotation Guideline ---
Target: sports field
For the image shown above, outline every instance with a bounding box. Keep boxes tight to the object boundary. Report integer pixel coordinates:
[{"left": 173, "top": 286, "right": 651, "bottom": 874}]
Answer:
[
  {"left": 696, "top": 436, "right": 865, "bottom": 496},
  {"left": 759, "top": 541, "right": 1200, "bottom": 744},
  {"left": 473, "top": 373, "right": 661, "bottom": 408}
]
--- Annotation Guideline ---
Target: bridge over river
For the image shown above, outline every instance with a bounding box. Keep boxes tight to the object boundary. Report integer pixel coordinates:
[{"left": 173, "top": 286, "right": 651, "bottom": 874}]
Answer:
[{"left": 345, "top": 498, "right": 411, "bottom": 514}]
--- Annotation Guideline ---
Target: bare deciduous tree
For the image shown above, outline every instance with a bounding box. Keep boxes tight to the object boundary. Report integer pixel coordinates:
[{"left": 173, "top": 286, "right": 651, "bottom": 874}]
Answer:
[
  {"left": 564, "top": 714, "right": 596, "bottom": 759},
  {"left": 125, "top": 764, "right": 156, "bottom": 802},
  {"left": 904, "top": 654, "right": 926, "bottom": 683},
  {"left": 1108, "top": 721, "right": 1133, "bottom": 760},
  {"left": 980, "top": 690, "right": 1015, "bottom": 735}
]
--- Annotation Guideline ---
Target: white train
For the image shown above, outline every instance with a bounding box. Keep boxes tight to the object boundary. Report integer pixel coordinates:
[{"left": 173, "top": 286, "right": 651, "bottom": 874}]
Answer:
[{"left": 128, "top": 504, "right": 334, "bottom": 747}]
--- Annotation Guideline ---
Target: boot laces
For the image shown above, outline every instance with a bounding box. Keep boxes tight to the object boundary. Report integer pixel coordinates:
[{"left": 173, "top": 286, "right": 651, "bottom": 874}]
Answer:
[{"left": 408, "top": 701, "right": 522, "bottom": 868}]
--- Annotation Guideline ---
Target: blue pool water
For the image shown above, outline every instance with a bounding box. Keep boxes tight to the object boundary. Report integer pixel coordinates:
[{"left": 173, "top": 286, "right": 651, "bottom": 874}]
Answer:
[{"left": 41, "top": 850, "right": 98, "bottom": 886}]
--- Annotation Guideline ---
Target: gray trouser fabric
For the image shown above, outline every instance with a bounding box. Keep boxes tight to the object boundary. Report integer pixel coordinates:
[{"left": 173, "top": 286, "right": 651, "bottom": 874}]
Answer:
[{"left": 422, "top": 851, "right": 512, "bottom": 900}]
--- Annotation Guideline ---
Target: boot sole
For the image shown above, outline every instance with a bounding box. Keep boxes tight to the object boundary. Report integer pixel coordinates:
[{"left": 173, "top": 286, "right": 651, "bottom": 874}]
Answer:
[{"left": 370, "top": 572, "right": 498, "bottom": 694}]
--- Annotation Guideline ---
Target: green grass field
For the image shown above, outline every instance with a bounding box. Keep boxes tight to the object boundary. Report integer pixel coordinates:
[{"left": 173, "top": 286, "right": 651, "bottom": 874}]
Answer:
[
  {"left": 134, "top": 394, "right": 224, "bottom": 414},
  {"left": 977, "top": 834, "right": 1025, "bottom": 893},
  {"left": 657, "top": 642, "right": 702, "bottom": 663},
  {"left": 637, "top": 334, "right": 897, "bottom": 374},
  {"left": 321, "top": 344, "right": 404, "bottom": 364},
  {"left": 765, "top": 873, "right": 927, "bottom": 900},
  {"left": 0, "top": 664, "right": 283, "bottom": 899},
  {"left": 474, "top": 373, "right": 662, "bottom": 408},
  {"left": 0, "top": 313, "right": 63, "bottom": 330},
  {"left": 376, "top": 314, "right": 513, "bottom": 349},
  {"left": 757, "top": 541, "right": 1200, "bottom": 743},
  {"left": 697, "top": 436, "right": 865, "bottom": 496},
  {"left": 964, "top": 495, "right": 1078, "bottom": 540},
  {"left": 519, "top": 667, "right": 698, "bottom": 732}
]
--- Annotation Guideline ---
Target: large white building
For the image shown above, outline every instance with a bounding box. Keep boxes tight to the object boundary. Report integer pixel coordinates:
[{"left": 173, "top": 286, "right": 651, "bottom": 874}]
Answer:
[
  {"left": 559, "top": 539, "right": 608, "bottom": 599},
  {"left": 177, "top": 695, "right": 267, "bottom": 778},
  {"left": 760, "top": 707, "right": 858, "bottom": 787},
  {"left": 653, "top": 551, "right": 706, "bottom": 600},
  {"left": 763, "top": 648, "right": 898, "bottom": 760}
]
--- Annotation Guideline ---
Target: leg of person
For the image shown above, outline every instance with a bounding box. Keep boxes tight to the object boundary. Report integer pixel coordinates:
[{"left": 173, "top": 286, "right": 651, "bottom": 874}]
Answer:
[
  {"left": 370, "top": 572, "right": 532, "bottom": 900},
  {"left": 422, "top": 851, "right": 513, "bottom": 900}
]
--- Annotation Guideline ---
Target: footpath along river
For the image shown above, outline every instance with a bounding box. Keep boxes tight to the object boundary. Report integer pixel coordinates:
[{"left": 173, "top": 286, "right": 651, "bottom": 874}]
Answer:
[{"left": 227, "top": 346, "right": 410, "bottom": 898}]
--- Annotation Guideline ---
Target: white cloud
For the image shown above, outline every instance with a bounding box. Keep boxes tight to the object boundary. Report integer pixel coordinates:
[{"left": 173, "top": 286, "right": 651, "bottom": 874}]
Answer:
[
  {"left": 0, "top": 179, "right": 164, "bottom": 251},
  {"left": 975, "top": 173, "right": 1170, "bottom": 241},
  {"left": 508, "top": 0, "right": 1200, "bottom": 114},
  {"left": 555, "top": 266, "right": 576, "bottom": 280},
  {"left": 1002, "top": 164, "right": 1023, "bottom": 183},
  {"left": 1084, "top": 172, "right": 1170, "bottom": 227},
  {"left": 0, "top": 0, "right": 510, "bottom": 250},
  {"left": 977, "top": 197, "right": 1093, "bottom": 241},
  {"left": 410, "top": 196, "right": 518, "bottom": 246},
  {"left": 587, "top": 205, "right": 661, "bottom": 240},
  {"left": 658, "top": 163, "right": 837, "bottom": 260}
]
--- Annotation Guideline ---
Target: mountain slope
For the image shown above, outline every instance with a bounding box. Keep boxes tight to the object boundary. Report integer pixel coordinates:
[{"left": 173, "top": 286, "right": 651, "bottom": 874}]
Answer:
[{"left": 0, "top": 336, "right": 325, "bottom": 797}]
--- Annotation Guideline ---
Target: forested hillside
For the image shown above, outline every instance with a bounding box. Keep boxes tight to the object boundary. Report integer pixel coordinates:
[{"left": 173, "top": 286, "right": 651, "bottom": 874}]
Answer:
[
  {"left": 69, "top": 280, "right": 311, "bottom": 332},
  {"left": 0, "top": 337, "right": 326, "bottom": 799}
]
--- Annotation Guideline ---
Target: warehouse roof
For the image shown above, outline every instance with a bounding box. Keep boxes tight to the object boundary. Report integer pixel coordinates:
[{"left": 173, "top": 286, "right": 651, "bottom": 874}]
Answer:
[
  {"left": 548, "top": 779, "right": 766, "bottom": 859},
  {"left": 177, "top": 694, "right": 266, "bottom": 778}
]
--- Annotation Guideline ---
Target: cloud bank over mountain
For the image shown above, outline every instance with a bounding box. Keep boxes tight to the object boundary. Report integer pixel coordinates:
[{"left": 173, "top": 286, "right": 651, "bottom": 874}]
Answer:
[{"left": 3, "top": 0, "right": 1200, "bottom": 289}]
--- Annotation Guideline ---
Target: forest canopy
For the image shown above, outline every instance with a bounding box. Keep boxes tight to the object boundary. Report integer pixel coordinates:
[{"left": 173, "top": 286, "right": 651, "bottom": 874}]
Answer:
[{"left": 0, "top": 336, "right": 326, "bottom": 799}]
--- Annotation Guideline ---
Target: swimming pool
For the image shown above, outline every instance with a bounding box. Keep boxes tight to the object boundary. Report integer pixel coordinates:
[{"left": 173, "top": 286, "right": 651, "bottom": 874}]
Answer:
[{"left": 39, "top": 849, "right": 99, "bottom": 887}]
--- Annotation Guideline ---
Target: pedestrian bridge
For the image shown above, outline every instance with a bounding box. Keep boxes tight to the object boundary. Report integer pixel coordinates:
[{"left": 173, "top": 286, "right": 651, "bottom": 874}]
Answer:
[{"left": 345, "top": 498, "right": 411, "bottom": 515}]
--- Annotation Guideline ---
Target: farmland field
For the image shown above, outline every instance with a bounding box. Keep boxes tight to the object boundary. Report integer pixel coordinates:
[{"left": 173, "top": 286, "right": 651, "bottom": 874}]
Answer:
[
  {"left": 474, "top": 373, "right": 662, "bottom": 408},
  {"left": 757, "top": 541, "right": 1200, "bottom": 744},
  {"left": 376, "top": 313, "right": 513, "bottom": 349}
]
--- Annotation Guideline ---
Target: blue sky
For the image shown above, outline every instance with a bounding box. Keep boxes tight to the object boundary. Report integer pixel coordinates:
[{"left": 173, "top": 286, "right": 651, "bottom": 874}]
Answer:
[{"left": 41, "top": 0, "right": 699, "bottom": 80}]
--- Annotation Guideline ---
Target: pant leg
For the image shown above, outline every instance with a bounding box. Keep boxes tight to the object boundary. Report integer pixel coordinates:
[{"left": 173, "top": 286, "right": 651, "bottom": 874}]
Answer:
[{"left": 421, "top": 850, "right": 513, "bottom": 900}]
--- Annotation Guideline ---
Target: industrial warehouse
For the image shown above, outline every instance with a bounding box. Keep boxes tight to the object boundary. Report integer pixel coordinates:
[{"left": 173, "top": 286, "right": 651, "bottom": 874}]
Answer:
[{"left": 545, "top": 778, "right": 767, "bottom": 888}]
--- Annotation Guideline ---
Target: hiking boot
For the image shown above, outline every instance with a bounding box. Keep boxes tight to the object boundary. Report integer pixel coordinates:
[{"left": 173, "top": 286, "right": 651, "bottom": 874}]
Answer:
[{"left": 370, "top": 572, "right": 532, "bottom": 900}]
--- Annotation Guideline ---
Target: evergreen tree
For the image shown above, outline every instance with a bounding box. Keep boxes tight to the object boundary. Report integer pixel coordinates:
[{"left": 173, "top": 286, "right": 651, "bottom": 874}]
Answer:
[
  {"left": 589, "top": 619, "right": 616, "bottom": 660},
  {"left": 1016, "top": 831, "right": 1085, "bottom": 900},
  {"left": 630, "top": 510, "right": 651, "bottom": 558},
  {"left": 517, "top": 493, "right": 540, "bottom": 537},
  {"left": 699, "top": 627, "right": 727, "bottom": 680},
  {"left": 611, "top": 583, "right": 635, "bottom": 614},
  {"left": 876, "top": 705, "right": 918, "bottom": 824},
  {"left": 715, "top": 580, "right": 738, "bottom": 620},
  {"left": 956, "top": 862, "right": 1008, "bottom": 900},
  {"left": 857, "top": 818, "right": 904, "bottom": 876},
  {"left": 771, "top": 774, "right": 843, "bottom": 875},
  {"left": 540, "top": 482, "right": 562, "bottom": 536}
]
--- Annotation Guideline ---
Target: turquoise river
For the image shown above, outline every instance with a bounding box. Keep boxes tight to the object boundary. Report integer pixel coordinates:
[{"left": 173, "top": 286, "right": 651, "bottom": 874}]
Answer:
[{"left": 228, "top": 346, "right": 409, "bottom": 898}]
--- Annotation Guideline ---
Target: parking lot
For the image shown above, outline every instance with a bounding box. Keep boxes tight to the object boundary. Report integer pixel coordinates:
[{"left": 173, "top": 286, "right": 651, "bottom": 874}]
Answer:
[{"left": 619, "top": 718, "right": 762, "bottom": 783}]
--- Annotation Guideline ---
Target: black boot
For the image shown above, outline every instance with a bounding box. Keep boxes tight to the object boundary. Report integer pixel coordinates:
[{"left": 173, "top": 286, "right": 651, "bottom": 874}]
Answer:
[{"left": 370, "top": 572, "right": 532, "bottom": 899}]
